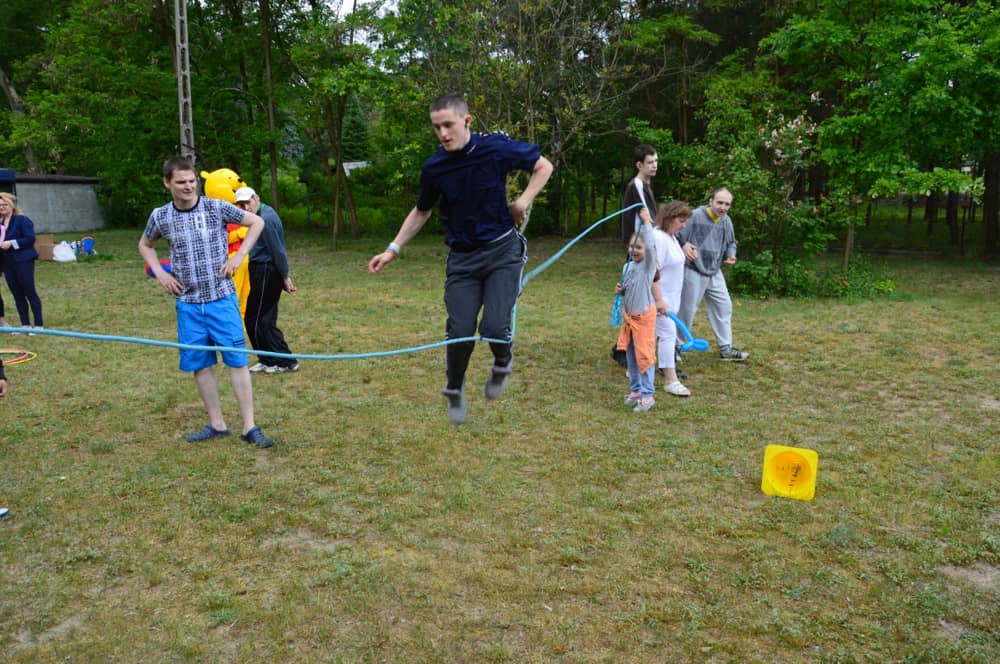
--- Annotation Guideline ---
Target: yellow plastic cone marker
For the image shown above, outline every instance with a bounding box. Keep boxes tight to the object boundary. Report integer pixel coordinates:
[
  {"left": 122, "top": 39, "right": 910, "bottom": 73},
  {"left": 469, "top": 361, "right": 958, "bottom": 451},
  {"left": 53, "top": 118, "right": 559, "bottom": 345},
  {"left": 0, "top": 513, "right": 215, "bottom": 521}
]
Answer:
[{"left": 761, "top": 444, "right": 818, "bottom": 501}]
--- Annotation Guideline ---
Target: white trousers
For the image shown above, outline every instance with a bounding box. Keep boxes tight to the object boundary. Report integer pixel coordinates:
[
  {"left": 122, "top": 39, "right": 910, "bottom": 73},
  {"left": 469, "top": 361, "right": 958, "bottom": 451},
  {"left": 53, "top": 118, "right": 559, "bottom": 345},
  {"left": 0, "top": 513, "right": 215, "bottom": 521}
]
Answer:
[{"left": 655, "top": 313, "right": 677, "bottom": 368}]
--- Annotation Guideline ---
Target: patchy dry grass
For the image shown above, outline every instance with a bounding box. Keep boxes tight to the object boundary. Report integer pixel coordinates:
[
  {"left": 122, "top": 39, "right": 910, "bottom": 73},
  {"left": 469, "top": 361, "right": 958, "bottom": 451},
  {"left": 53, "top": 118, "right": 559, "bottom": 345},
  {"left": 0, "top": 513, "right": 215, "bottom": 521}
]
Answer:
[{"left": 0, "top": 229, "right": 997, "bottom": 662}]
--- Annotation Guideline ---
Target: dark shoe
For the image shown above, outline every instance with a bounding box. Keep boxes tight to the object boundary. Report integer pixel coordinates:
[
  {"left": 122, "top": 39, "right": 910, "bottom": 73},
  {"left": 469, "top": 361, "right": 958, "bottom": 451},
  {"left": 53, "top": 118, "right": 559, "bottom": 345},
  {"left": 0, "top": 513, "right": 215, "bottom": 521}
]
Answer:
[
  {"left": 674, "top": 348, "right": 688, "bottom": 379},
  {"left": 187, "top": 425, "right": 231, "bottom": 442},
  {"left": 441, "top": 387, "right": 467, "bottom": 425},
  {"left": 241, "top": 426, "right": 274, "bottom": 448},
  {"left": 485, "top": 359, "right": 513, "bottom": 400},
  {"left": 719, "top": 346, "right": 749, "bottom": 362}
]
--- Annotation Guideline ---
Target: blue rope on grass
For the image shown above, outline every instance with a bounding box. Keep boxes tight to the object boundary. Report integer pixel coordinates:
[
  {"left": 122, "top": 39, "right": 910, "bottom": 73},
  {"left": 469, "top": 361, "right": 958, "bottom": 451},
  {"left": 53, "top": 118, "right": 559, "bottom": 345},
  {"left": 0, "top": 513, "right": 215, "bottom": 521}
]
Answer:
[{"left": 0, "top": 203, "right": 643, "bottom": 360}]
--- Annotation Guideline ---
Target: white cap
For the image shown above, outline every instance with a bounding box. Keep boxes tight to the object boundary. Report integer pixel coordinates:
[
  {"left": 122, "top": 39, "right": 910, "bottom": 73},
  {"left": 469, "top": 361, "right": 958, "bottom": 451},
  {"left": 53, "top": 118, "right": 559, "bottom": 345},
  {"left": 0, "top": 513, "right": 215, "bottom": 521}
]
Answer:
[{"left": 234, "top": 186, "right": 256, "bottom": 202}]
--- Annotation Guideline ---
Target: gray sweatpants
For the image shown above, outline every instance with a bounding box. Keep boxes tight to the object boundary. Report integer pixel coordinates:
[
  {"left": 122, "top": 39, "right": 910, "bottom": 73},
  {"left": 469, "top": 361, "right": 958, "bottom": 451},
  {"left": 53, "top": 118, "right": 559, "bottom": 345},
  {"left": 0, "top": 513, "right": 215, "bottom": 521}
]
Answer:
[
  {"left": 678, "top": 268, "right": 733, "bottom": 349},
  {"left": 443, "top": 231, "right": 527, "bottom": 389}
]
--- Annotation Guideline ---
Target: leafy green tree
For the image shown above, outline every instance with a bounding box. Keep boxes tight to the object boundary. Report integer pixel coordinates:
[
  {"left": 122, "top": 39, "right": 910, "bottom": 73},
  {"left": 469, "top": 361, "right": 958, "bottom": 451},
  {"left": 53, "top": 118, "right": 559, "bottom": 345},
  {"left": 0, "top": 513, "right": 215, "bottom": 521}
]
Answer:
[
  {"left": 9, "top": 0, "right": 178, "bottom": 222},
  {"left": 380, "top": 0, "right": 698, "bottom": 232},
  {"left": 0, "top": 0, "right": 73, "bottom": 172},
  {"left": 288, "top": 2, "right": 384, "bottom": 245},
  {"left": 675, "top": 67, "right": 831, "bottom": 296},
  {"left": 764, "top": 0, "right": 984, "bottom": 263},
  {"left": 341, "top": 96, "right": 370, "bottom": 162}
]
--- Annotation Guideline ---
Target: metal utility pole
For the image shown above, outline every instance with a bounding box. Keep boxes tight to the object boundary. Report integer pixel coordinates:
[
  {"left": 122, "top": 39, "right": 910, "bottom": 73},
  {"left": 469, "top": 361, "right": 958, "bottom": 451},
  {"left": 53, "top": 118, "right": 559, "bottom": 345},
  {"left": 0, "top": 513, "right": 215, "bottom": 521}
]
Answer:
[{"left": 175, "top": 0, "right": 196, "bottom": 161}]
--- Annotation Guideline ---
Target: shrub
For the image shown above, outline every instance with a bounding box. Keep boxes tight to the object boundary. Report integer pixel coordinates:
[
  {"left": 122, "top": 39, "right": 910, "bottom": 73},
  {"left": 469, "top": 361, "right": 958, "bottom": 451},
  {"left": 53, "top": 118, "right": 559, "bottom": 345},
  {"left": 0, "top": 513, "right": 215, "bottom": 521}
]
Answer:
[
  {"left": 815, "top": 254, "right": 896, "bottom": 298},
  {"left": 730, "top": 250, "right": 816, "bottom": 297}
]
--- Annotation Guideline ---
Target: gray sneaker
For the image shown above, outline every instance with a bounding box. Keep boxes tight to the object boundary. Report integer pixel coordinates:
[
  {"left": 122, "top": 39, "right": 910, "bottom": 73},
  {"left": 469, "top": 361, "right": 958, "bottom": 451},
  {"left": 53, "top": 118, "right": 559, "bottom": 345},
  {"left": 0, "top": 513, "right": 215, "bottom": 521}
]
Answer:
[
  {"left": 719, "top": 346, "right": 749, "bottom": 361},
  {"left": 484, "top": 359, "right": 513, "bottom": 400},
  {"left": 441, "top": 387, "right": 467, "bottom": 425},
  {"left": 248, "top": 362, "right": 268, "bottom": 373}
]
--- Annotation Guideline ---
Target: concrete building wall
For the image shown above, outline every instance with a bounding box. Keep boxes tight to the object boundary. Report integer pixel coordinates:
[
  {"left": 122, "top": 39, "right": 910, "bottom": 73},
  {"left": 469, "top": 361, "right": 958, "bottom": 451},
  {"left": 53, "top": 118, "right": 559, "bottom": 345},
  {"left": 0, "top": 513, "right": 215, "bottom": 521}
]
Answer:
[{"left": 12, "top": 177, "right": 106, "bottom": 233}]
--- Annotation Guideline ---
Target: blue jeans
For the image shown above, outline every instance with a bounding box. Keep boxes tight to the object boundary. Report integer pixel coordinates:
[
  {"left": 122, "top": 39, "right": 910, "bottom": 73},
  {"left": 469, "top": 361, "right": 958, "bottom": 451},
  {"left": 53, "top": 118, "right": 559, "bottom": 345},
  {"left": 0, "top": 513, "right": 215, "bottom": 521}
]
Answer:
[{"left": 625, "top": 342, "right": 655, "bottom": 398}]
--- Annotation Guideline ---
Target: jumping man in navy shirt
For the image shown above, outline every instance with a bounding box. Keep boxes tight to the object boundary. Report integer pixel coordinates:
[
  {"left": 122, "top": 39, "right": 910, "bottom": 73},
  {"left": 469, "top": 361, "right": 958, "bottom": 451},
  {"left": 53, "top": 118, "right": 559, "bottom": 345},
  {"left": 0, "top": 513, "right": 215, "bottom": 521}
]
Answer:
[{"left": 368, "top": 94, "right": 553, "bottom": 425}]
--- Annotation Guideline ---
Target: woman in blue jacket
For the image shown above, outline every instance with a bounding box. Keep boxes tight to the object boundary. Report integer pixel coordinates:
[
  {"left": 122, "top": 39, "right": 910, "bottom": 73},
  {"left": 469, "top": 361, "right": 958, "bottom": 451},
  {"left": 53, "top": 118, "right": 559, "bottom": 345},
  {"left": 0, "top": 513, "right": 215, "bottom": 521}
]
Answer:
[{"left": 0, "top": 192, "right": 44, "bottom": 330}]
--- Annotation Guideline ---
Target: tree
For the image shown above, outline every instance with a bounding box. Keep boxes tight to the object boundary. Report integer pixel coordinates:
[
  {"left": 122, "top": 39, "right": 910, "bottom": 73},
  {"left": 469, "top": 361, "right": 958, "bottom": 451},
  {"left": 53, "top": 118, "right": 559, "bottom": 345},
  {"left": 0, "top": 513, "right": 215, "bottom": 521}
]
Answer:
[
  {"left": 765, "top": 0, "right": 986, "bottom": 263},
  {"left": 9, "top": 0, "right": 179, "bottom": 221},
  {"left": 288, "top": 2, "right": 383, "bottom": 246},
  {"left": 0, "top": 0, "right": 73, "bottom": 172},
  {"left": 381, "top": 0, "right": 708, "bottom": 233}
]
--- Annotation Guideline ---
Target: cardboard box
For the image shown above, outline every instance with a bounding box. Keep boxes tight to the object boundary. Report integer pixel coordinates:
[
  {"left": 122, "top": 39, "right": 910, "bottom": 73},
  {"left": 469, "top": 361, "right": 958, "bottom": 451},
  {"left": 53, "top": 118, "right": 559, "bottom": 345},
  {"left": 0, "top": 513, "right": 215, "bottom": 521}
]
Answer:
[{"left": 36, "top": 234, "right": 55, "bottom": 260}]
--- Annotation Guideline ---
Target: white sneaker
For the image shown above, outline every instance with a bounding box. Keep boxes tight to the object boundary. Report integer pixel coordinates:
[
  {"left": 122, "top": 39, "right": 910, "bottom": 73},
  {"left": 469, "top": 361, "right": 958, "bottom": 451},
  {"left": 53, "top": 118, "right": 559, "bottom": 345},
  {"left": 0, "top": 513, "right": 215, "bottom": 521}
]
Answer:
[
  {"left": 719, "top": 346, "right": 749, "bottom": 361},
  {"left": 248, "top": 362, "right": 267, "bottom": 373},
  {"left": 664, "top": 381, "right": 691, "bottom": 397},
  {"left": 265, "top": 362, "right": 300, "bottom": 374}
]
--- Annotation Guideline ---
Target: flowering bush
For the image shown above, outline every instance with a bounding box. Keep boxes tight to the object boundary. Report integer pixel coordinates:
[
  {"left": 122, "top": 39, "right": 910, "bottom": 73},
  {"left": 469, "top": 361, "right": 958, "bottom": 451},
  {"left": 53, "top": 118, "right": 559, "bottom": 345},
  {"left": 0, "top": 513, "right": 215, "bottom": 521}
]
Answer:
[{"left": 658, "top": 75, "right": 849, "bottom": 296}]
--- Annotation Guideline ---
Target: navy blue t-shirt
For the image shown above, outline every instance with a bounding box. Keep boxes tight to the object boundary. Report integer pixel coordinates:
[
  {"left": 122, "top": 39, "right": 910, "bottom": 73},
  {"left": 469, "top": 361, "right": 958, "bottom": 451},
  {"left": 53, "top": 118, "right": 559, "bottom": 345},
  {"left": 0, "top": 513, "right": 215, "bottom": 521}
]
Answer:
[{"left": 416, "top": 131, "right": 542, "bottom": 249}]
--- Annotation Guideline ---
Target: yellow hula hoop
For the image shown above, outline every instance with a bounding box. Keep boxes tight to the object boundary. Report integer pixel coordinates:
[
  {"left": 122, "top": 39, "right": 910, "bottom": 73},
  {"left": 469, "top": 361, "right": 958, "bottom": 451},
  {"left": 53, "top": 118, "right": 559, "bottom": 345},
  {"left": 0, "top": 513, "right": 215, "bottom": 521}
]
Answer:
[{"left": 0, "top": 348, "right": 37, "bottom": 365}]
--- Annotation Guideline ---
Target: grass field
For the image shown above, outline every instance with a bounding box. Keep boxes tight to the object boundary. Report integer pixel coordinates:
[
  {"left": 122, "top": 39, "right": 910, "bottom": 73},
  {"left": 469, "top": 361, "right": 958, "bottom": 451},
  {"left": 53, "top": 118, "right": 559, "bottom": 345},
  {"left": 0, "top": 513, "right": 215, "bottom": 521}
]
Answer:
[{"left": 0, "top": 228, "right": 997, "bottom": 662}]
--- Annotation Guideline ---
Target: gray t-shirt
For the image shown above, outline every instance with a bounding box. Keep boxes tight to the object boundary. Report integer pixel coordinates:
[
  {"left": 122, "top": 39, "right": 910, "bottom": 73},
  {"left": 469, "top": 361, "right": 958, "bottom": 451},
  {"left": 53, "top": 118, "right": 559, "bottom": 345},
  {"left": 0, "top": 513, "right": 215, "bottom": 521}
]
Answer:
[{"left": 620, "top": 222, "right": 657, "bottom": 314}]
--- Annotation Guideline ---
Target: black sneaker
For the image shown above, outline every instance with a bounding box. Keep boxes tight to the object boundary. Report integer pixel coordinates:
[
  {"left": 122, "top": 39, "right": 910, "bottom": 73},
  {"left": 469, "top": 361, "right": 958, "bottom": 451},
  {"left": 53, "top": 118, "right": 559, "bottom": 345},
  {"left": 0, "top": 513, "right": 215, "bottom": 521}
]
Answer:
[
  {"left": 674, "top": 348, "right": 687, "bottom": 379},
  {"left": 719, "top": 346, "right": 749, "bottom": 361}
]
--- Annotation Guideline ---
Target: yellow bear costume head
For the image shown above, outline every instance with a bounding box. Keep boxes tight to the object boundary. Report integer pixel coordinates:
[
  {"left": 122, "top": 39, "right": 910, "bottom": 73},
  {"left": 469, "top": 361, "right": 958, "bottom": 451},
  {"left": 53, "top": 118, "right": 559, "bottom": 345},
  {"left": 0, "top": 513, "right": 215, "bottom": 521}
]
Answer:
[{"left": 200, "top": 168, "right": 246, "bottom": 203}]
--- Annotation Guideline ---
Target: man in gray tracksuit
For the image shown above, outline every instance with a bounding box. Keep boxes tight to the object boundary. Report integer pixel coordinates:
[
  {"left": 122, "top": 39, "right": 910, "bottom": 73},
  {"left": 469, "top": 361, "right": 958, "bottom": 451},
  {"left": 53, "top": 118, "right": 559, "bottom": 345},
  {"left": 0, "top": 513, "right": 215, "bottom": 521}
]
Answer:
[{"left": 677, "top": 187, "right": 749, "bottom": 362}]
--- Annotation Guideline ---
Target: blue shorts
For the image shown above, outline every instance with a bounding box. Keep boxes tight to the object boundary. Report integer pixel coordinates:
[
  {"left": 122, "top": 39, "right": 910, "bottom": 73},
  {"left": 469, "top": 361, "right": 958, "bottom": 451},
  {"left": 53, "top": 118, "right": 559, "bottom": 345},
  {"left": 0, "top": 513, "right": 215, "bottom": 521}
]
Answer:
[{"left": 176, "top": 293, "right": 249, "bottom": 372}]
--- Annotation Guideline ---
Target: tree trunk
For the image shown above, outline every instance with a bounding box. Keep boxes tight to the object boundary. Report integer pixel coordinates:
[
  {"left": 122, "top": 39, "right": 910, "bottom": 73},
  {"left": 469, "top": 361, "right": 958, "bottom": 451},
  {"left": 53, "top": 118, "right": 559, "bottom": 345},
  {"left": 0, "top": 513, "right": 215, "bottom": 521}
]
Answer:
[
  {"left": 324, "top": 98, "right": 359, "bottom": 244},
  {"left": 547, "top": 159, "right": 562, "bottom": 235},
  {"left": 307, "top": 126, "right": 338, "bottom": 238},
  {"left": 0, "top": 67, "right": 41, "bottom": 173},
  {"left": 259, "top": 0, "right": 280, "bottom": 210},
  {"left": 601, "top": 172, "right": 608, "bottom": 219},
  {"left": 842, "top": 222, "right": 854, "bottom": 269},
  {"left": 337, "top": 159, "right": 358, "bottom": 238},
  {"left": 945, "top": 190, "right": 960, "bottom": 247},
  {"left": 924, "top": 192, "right": 939, "bottom": 237},
  {"left": 808, "top": 165, "right": 825, "bottom": 201},
  {"left": 982, "top": 152, "right": 1000, "bottom": 259}
]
